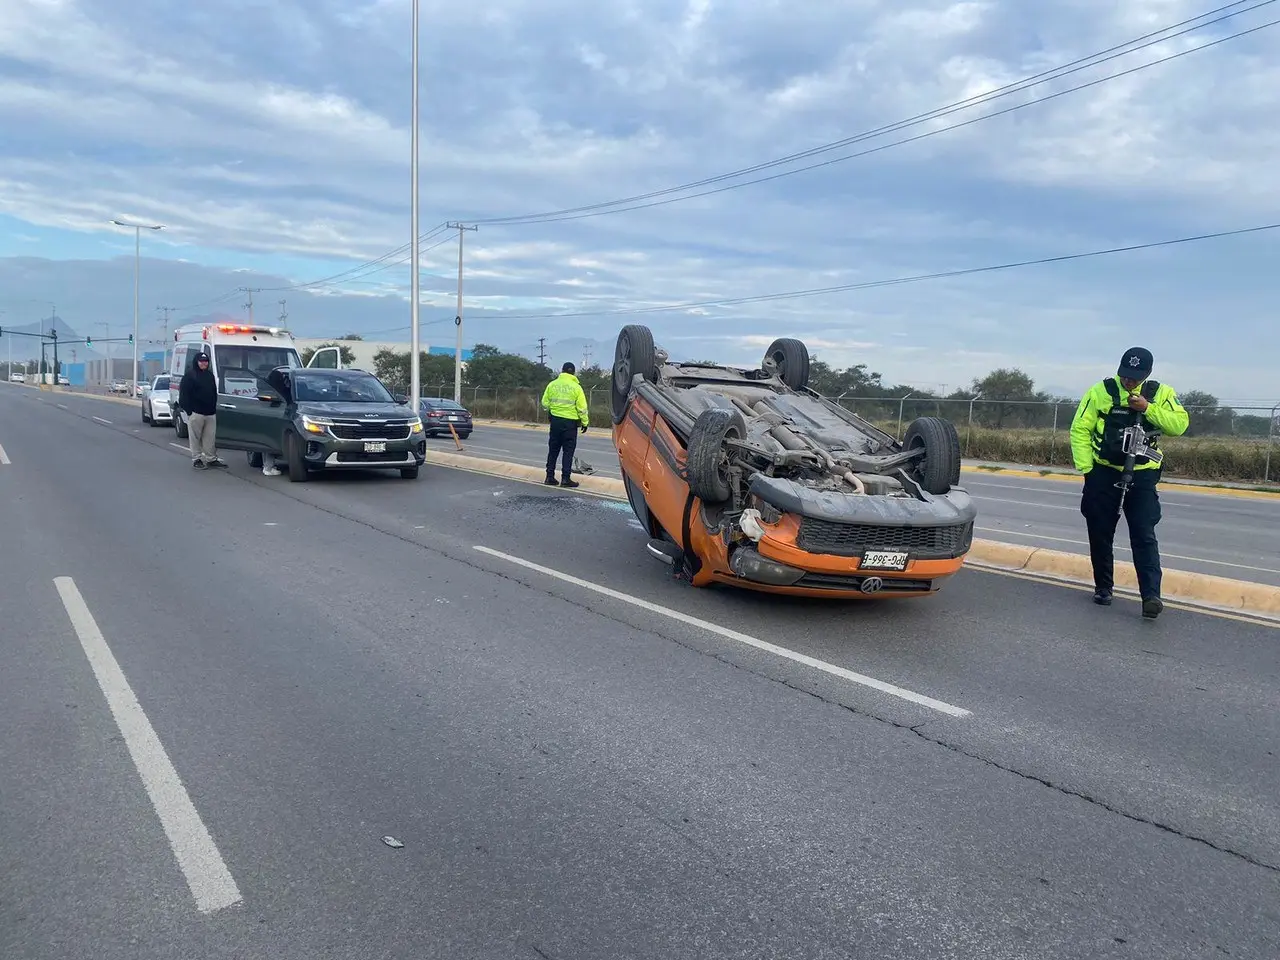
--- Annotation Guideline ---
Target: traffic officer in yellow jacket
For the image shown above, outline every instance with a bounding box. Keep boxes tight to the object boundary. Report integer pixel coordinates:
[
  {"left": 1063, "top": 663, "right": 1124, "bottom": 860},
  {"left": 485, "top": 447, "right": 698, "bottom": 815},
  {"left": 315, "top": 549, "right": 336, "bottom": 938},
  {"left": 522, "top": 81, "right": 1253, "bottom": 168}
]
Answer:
[
  {"left": 541, "top": 362, "right": 590, "bottom": 488},
  {"left": 1069, "top": 346, "right": 1189, "bottom": 619}
]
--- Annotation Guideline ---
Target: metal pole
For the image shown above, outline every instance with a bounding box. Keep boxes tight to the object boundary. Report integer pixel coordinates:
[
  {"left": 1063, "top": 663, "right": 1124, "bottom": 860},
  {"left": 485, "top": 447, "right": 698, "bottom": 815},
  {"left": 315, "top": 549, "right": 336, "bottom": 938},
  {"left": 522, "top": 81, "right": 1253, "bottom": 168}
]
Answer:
[
  {"left": 133, "top": 225, "right": 139, "bottom": 394},
  {"left": 447, "top": 221, "right": 476, "bottom": 404},
  {"left": 897, "top": 392, "right": 913, "bottom": 439},
  {"left": 454, "top": 226, "right": 463, "bottom": 403},
  {"left": 1266, "top": 402, "right": 1279, "bottom": 484},
  {"left": 409, "top": 0, "right": 421, "bottom": 413}
]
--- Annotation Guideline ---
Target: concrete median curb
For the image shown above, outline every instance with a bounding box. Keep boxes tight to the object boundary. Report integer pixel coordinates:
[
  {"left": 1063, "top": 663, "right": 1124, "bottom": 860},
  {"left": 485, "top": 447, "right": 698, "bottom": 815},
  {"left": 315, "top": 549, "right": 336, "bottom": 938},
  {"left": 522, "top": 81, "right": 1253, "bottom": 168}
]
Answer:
[{"left": 428, "top": 446, "right": 1280, "bottom": 622}]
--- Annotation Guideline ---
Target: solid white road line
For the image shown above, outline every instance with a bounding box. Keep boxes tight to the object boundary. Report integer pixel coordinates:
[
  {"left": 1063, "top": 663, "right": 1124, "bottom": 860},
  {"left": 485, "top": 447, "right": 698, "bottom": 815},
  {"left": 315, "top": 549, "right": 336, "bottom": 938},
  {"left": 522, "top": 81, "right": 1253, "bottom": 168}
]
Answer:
[
  {"left": 473, "top": 545, "right": 971, "bottom": 718},
  {"left": 169, "top": 442, "right": 188, "bottom": 452},
  {"left": 92, "top": 415, "right": 112, "bottom": 425},
  {"left": 0, "top": 442, "right": 9, "bottom": 465},
  {"left": 53, "top": 577, "right": 243, "bottom": 914}
]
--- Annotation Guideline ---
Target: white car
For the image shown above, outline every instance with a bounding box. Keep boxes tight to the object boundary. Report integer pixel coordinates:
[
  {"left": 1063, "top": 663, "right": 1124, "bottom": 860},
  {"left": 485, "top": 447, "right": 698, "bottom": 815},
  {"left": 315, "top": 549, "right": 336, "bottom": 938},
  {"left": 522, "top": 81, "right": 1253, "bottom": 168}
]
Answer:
[
  {"left": 109, "top": 380, "right": 130, "bottom": 394},
  {"left": 8, "top": 373, "right": 23, "bottom": 383},
  {"left": 141, "top": 375, "right": 172, "bottom": 425}
]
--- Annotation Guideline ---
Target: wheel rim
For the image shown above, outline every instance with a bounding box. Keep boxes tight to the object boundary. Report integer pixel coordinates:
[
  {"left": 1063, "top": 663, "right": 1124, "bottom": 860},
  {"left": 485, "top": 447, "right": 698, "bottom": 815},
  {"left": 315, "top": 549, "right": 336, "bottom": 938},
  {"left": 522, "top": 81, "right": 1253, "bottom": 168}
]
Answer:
[{"left": 613, "top": 334, "right": 632, "bottom": 392}]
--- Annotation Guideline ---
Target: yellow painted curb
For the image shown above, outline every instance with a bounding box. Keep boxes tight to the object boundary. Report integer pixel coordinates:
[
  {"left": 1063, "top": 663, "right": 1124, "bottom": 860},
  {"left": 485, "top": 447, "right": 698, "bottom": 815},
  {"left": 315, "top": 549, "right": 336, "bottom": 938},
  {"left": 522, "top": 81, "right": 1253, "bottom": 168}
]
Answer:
[
  {"left": 428, "top": 450, "right": 627, "bottom": 498},
  {"left": 966, "top": 540, "right": 1280, "bottom": 618},
  {"left": 427, "top": 447, "right": 1280, "bottom": 621}
]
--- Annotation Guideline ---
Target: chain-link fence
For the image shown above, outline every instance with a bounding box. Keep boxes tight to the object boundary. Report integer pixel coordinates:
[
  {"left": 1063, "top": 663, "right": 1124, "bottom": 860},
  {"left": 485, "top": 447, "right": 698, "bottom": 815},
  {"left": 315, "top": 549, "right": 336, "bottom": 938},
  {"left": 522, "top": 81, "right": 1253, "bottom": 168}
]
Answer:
[{"left": 398, "top": 384, "right": 1280, "bottom": 484}]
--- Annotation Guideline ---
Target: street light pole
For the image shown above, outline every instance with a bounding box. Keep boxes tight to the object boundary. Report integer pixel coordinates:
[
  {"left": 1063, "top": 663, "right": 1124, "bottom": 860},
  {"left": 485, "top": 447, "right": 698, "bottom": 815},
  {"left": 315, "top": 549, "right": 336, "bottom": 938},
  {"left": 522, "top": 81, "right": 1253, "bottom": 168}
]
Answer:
[
  {"left": 111, "top": 219, "right": 164, "bottom": 396},
  {"left": 409, "top": 0, "right": 421, "bottom": 413}
]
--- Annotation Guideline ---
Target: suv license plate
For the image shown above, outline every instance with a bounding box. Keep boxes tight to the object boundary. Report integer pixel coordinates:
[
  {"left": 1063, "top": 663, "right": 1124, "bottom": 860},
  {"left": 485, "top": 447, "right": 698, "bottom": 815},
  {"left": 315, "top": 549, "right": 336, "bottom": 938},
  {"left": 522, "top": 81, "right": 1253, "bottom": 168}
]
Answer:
[
  {"left": 861, "top": 549, "right": 908, "bottom": 571},
  {"left": 364, "top": 441, "right": 387, "bottom": 453}
]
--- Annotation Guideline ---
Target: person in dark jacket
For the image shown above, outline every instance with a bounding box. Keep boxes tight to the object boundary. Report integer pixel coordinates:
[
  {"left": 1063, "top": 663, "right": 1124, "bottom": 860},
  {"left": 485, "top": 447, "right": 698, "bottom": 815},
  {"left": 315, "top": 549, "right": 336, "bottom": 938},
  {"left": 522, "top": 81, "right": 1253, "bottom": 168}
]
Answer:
[{"left": 178, "top": 351, "right": 224, "bottom": 469}]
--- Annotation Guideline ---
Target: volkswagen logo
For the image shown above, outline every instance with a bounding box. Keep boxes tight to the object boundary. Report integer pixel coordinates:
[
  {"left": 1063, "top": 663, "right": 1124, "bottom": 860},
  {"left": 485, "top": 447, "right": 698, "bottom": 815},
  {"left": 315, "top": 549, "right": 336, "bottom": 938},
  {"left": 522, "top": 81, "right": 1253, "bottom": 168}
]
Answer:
[{"left": 859, "top": 576, "right": 884, "bottom": 594}]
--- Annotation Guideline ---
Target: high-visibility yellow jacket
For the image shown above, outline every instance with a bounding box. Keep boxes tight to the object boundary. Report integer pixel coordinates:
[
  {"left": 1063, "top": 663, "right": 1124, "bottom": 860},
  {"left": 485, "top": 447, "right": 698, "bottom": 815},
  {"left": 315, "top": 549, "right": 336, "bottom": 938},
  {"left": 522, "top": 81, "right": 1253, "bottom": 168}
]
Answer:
[
  {"left": 1069, "top": 376, "right": 1189, "bottom": 473},
  {"left": 541, "top": 372, "right": 589, "bottom": 425}
]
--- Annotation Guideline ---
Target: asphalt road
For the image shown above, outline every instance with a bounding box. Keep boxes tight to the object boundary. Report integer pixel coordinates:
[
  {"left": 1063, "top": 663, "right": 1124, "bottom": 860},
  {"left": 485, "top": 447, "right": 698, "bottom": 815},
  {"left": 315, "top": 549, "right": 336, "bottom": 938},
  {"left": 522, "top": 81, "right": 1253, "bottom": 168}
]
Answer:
[
  {"left": 2, "top": 383, "right": 1279, "bottom": 960},
  {"left": 434, "top": 418, "right": 1280, "bottom": 588}
]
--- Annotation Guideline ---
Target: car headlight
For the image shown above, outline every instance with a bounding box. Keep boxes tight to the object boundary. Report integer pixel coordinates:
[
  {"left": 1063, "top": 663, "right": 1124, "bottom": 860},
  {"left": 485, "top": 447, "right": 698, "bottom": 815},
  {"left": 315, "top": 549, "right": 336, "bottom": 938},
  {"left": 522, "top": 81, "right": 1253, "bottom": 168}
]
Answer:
[
  {"left": 409, "top": 417, "right": 423, "bottom": 433},
  {"left": 301, "top": 415, "right": 333, "bottom": 434}
]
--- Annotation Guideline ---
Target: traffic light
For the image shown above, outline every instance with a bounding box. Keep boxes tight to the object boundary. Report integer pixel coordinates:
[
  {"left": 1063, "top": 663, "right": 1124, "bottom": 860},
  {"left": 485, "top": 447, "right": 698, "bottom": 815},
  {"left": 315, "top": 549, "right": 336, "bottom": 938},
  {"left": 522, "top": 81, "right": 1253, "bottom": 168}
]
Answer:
[
  {"left": 85, "top": 336, "right": 92, "bottom": 346},
  {"left": 50, "top": 328, "right": 57, "bottom": 341},
  {"left": 128, "top": 334, "right": 133, "bottom": 343}
]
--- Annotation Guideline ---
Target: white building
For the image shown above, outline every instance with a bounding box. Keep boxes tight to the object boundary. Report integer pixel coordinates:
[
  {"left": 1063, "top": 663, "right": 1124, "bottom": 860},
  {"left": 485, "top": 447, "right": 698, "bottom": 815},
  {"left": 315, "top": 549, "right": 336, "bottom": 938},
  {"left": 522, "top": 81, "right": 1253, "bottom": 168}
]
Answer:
[{"left": 293, "top": 338, "right": 417, "bottom": 372}]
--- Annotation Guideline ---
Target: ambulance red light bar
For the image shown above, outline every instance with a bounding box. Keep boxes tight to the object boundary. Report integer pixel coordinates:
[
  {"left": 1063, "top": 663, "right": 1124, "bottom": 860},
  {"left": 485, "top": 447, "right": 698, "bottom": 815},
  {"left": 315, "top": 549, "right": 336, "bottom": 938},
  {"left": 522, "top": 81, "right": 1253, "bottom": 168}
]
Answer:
[{"left": 200, "top": 323, "right": 286, "bottom": 339}]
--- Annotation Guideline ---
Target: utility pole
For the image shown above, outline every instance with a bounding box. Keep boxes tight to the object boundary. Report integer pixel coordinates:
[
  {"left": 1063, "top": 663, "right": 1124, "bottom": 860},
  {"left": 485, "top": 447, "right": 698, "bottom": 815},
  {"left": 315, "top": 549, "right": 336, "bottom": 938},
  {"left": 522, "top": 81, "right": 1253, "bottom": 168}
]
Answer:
[
  {"left": 537, "top": 337, "right": 547, "bottom": 368},
  {"left": 409, "top": 0, "right": 421, "bottom": 412},
  {"left": 278, "top": 299, "right": 287, "bottom": 324},
  {"left": 446, "top": 221, "right": 477, "bottom": 403},
  {"left": 156, "top": 306, "right": 173, "bottom": 369},
  {"left": 240, "top": 287, "right": 260, "bottom": 324},
  {"left": 582, "top": 344, "right": 592, "bottom": 370}
]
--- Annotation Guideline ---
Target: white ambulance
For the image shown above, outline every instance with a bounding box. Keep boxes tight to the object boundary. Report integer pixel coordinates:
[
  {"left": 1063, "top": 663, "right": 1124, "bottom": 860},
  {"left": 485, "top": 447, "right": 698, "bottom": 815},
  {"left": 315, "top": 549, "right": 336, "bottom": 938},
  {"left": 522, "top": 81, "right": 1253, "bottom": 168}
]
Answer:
[{"left": 166, "top": 322, "right": 341, "bottom": 440}]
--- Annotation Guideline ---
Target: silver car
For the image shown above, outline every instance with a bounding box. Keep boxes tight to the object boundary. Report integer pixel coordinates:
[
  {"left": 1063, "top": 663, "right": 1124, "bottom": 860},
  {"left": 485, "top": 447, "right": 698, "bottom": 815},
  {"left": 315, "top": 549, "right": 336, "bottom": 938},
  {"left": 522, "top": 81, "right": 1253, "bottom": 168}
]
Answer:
[{"left": 141, "top": 375, "right": 173, "bottom": 426}]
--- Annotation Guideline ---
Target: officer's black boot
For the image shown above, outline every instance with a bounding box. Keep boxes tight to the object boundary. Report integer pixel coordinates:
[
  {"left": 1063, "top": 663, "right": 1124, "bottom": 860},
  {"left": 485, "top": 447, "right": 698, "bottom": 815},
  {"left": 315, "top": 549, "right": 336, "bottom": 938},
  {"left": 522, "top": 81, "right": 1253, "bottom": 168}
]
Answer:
[
  {"left": 1093, "top": 589, "right": 1112, "bottom": 606},
  {"left": 1142, "top": 596, "right": 1163, "bottom": 620}
]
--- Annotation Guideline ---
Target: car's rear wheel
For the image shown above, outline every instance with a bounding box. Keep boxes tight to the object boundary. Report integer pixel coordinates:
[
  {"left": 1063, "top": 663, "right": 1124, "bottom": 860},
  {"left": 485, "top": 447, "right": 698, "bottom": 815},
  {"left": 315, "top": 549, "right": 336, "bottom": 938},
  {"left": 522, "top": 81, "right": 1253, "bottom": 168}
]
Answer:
[
  {"left": 903, "top": 416, "right": 962, "bottom": 494},
  {"left": 612, "top": 324, "right": 658, "bottom": 424},
  {"left": 686, "top": 407, "right": 746, "bottom": 504},
  {"left": 174, "top": 413, "right": 188, "bottom": 439},
  {"left": 763, "top": 338, "right": 810, "bottom": 391},
  {"left": 285, "top": 431, "right": 308, "bottom": 483}
]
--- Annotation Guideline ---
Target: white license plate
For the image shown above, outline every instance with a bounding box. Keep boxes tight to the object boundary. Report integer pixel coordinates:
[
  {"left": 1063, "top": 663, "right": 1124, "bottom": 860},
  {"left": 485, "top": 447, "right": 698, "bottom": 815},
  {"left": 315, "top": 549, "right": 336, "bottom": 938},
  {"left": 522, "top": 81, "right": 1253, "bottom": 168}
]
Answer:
[
  {"left": 364, "top": 441, "right": 387, "bottom": 453},
  {"left": 861, "top": 549, "right": 909, "bottom": 571},
  {"left": 448, "top": 416, "right": 460, "bottom": 421}
]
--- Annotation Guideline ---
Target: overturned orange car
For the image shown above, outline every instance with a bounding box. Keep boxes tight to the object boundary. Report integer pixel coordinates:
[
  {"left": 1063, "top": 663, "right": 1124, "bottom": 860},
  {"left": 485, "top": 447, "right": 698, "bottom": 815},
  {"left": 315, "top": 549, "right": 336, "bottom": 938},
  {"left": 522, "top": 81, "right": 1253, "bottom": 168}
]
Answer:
[{"left": 609, "top": 325, "right": 977, "bottom": 599}]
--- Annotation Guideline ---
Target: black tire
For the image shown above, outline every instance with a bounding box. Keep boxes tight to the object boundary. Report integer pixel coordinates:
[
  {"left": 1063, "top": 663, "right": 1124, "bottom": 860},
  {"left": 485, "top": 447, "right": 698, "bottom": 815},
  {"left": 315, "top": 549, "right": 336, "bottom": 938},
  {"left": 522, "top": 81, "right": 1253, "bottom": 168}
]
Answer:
[
  {"left": 174, "top": 414, "right": 188, "bottom": 439},
  {"left": 400, "top": 465, "right": 420, "bottom": 479},
  {"left": 611, "top": 324, "right": 658, "bottom": 424},
  {"left": 248, "top": 452, "right": 264, "bottom": 469},
  {"left": 457, "top": 431, "right": 471, "bottom": 439},
  {"left": 903, "top": 417, "right": 962, "bottom": 495},
  {"left": 686, "top": 407, "right": 746, "bottom": 503},
  {"left": 142, "top": 405, "right": 150, "bottom": 424},
  {"left": 763, "top": 338, "right": 810, "bottom": 391},
  {"left": 285, "top": 431, "right": 308, "bottom": 483}
]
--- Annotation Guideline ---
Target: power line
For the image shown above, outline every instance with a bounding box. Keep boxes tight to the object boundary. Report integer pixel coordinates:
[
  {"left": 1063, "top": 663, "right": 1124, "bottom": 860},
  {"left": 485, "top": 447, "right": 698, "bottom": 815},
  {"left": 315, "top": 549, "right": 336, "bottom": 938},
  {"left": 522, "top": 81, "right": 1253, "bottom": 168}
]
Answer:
[
  {"left": 451, "top": 221, "right": 1280, "bottom": 322},
  {"left": 469, "top": 1, "right": 1278, "bottom": 225}
]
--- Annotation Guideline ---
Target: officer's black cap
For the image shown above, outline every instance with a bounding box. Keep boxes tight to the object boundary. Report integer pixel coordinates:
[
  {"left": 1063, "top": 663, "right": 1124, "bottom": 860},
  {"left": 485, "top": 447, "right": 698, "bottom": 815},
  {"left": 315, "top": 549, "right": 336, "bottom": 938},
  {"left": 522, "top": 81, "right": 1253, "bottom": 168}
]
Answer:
[{"left": 1118, "top": 346, "right": 1153, "bottom": 380}]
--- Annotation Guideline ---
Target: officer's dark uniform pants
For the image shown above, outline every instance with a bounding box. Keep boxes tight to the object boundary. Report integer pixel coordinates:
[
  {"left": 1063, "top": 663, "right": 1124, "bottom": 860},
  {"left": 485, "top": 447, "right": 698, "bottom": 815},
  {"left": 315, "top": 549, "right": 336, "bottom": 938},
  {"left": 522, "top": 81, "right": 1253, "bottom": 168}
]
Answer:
[
  {"left": 1080, "top": 465, "right": 1163, "bottom": 599},
  {"left": 546, "top": 415, "right": 579, "bottom": 480}
]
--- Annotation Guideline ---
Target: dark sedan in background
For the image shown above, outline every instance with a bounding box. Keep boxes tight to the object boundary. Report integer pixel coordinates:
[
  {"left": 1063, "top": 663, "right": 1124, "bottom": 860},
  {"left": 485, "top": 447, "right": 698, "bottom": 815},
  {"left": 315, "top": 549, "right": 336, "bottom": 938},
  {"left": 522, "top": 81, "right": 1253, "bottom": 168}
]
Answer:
[{"left": 418, "top": 397, "right": 473, "bottom": 438}]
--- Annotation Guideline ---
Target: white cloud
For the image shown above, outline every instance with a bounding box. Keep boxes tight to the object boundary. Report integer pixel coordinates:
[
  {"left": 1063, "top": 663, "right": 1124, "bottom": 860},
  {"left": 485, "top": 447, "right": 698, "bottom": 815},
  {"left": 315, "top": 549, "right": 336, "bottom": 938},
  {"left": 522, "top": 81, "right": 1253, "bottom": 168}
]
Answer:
[{"left": 0, "top": 0, "right": 1277, "bottom": 402}]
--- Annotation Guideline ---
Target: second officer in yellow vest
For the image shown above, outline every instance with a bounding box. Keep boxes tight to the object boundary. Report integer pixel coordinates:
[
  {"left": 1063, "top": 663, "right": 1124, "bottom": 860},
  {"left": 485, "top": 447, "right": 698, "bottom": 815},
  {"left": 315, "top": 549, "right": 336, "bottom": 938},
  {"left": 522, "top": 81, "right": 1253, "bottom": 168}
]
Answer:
[
  {"left": 1069, "top": 346, "right": 1189, "bottom": 620},
  {"left": 541, "top": 362, "right": 590, "bottom": 488}
]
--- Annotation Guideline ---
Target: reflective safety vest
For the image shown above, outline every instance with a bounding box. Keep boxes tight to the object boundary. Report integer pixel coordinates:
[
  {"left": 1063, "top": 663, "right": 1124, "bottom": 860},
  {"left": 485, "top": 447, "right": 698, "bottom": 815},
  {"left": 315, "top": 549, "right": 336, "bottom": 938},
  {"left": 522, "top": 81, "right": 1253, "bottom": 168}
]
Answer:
[
  {"left": 1069, "top": 376, "right": 1189, "bottom": 473},
  {"left": 541, "top": 372, "right": 589, "bottom": 425}
]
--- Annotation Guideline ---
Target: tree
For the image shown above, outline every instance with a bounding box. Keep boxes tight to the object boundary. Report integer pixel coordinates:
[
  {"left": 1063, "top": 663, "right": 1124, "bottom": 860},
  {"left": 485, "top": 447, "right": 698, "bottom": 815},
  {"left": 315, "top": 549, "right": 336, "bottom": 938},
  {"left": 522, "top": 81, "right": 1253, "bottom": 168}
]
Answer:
[
  {"left": 372, "top": 348, "right": 455, "bottom": 390},
  {"left": 464, "top": 343, "right": 544, "bottom": 388},
  {"left": 1178, "top": 390, "right": 1234, "bottom": 436},
  {"left": 970, "top": 368, "right": 1040, "bottom": 428},
  {"left": 301, "top": 342, "right": 357, "bottom": 366}
]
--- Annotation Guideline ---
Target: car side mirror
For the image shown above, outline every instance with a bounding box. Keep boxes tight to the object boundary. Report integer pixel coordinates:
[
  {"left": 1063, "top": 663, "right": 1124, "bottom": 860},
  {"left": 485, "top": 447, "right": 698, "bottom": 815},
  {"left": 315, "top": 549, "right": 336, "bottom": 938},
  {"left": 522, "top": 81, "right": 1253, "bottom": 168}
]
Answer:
[
  {"left": 394, "top": 394, "right": 408, "bottom": 405},
  {"left": 257, "top": 391, "right": 283, "bottom": 405}
]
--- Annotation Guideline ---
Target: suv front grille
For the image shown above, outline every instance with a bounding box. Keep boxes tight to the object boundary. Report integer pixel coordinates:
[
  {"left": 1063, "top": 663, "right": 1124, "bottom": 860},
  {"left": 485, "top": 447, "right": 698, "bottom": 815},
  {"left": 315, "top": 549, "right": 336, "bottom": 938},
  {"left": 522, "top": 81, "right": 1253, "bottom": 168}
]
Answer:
[
  {"left": 796, "top": 518, "right": 973, "bottom": 560},
  {"left": 329, "top": 421, "right": 412, "bottom": 441}
]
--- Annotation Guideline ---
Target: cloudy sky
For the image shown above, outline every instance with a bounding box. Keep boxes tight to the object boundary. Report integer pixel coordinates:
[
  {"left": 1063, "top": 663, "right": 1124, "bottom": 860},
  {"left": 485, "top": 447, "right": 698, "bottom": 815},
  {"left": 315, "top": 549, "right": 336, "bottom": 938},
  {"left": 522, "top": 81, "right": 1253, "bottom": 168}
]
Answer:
[{"left": 1, "top": 0, "right": 1277, "bottom": 404}]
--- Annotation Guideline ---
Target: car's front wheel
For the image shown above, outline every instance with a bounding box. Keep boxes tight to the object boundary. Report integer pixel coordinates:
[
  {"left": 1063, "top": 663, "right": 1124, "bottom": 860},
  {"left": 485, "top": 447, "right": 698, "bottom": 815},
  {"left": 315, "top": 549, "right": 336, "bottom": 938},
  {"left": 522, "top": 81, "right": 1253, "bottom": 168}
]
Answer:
[{"left": 285, "top": 432, "right": 308, "bottom": 483}]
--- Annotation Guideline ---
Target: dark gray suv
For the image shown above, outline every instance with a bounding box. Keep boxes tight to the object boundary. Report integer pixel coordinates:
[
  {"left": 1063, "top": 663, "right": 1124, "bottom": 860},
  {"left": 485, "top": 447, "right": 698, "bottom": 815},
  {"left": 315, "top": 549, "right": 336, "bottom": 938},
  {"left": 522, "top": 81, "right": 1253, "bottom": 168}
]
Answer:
[{"left": 212, "top": 366, "right": 426, "bottom": 481}]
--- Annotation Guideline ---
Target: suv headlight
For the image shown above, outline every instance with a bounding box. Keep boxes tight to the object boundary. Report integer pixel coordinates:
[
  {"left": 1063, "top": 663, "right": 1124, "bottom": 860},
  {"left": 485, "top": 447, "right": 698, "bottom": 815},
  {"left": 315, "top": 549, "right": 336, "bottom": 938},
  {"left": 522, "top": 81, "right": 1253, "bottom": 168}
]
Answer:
[
  {"left": 409, "top": 416, "right": 423, "bottom": 433},
  {"left": 301, "top": 415, "right": 334, "bottom": 434}
]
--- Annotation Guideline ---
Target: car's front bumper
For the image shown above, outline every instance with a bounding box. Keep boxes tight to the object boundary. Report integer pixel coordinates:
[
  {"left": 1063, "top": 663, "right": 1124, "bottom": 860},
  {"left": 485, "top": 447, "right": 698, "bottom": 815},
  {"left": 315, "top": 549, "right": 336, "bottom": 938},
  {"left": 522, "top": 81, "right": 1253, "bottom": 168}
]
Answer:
[
  {"left": 150, "top": 401, "right": 173, "bottom": 422},
  {"left": 300, "top": 435, "right": 428, "bottom": 470}
]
